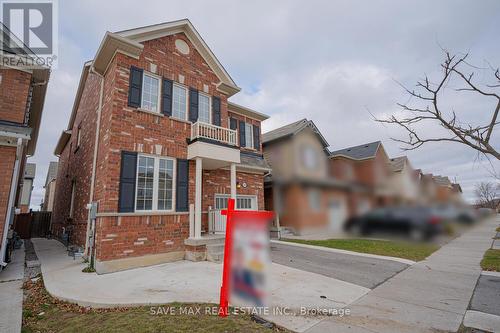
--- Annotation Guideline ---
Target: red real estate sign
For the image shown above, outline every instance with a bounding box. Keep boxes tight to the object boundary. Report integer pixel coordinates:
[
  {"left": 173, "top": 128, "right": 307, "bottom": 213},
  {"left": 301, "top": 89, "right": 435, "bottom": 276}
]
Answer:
[{"left": 218, "top": 199, "right": 274, "bottom": 317}]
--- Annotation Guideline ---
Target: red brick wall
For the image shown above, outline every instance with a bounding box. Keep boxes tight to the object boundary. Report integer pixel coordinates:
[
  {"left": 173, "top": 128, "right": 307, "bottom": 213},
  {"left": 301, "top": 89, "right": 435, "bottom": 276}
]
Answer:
[
  {"left": 0, "top": 68, "right": 31, "bottom": 124},
  {"left": 95, "top": 214, "right": 189, "bottom": 261},
  {"left": 51, "top": 71, "right": 100, "bottom": 246},
  {"left": 0, "top": 146, "right": 16, "bottom": 249}
]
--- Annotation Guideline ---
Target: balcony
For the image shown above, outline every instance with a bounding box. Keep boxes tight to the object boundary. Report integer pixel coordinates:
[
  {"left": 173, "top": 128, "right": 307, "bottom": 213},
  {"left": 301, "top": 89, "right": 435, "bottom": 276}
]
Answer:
[
  {"left": 187, "top": 121, "right": 240, "bottom": 167},
  {"left": 190, "top": 121, "right": 237, "bottom": 146}
]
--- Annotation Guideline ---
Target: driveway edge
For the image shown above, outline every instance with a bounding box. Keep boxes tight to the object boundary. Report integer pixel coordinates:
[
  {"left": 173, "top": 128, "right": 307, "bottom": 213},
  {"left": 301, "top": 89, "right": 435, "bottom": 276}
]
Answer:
[{"left": 271, "top": 240, "right": 416, "bottom": 265}]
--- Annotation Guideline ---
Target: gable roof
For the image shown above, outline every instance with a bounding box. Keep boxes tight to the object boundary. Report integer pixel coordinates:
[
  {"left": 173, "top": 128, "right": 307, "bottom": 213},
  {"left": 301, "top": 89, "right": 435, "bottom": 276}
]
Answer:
[
  {"left": 329, "top": 141, "right": 381, "bottom": 160},
  {"left": 433, "top": 175, "right": 452, "bottom": 187},
  {"left": 44, "top": 161, "right": 58, "bottom": 186},
  {"left": 262, "top": 119, "right": 329, "bottom": 147},
  {"left": 98, "top": 19, "right": 240, "bottom": 96},
  {"left": 389, "top": 156, "right": 408, "bottom": 172}
]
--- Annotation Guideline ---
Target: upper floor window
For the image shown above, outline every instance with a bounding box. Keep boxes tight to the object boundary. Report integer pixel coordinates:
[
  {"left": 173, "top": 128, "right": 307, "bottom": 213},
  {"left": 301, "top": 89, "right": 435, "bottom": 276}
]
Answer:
[
  {"left": 141, "top": 73, "right": 160, "bottom": 112},
  {"left": 172, "top": 84, "right": 187, "bottom": 120},
  {"left": 198, "top": 93, "right": 210, "bottom": 123},
  {"left": 302, "top": 145, "right": 319, "bottom": 170},
  {"left": 76, "top": 124, "right": 82, "bottom": 148},
  {"left": 244, "top": 123, "right": 253, "bottom": 148},
  {"left": 135, "top": 154, "right": 175, "bottom": 212}
]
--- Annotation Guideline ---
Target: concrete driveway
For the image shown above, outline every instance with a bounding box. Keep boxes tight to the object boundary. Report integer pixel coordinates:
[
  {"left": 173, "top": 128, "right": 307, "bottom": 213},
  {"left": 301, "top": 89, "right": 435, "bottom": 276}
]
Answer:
[
  {"left": 32, "top": 238, "right": 370, "bottom": 332},
  {"left": 271, "top": 242, "right": 410, "bottom": 289}
]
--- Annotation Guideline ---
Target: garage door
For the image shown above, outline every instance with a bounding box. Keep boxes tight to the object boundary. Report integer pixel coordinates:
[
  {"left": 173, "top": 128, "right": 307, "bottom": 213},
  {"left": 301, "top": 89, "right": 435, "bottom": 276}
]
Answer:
[{"left": 329, "top": 198, "right": 347, "bottom": 232}]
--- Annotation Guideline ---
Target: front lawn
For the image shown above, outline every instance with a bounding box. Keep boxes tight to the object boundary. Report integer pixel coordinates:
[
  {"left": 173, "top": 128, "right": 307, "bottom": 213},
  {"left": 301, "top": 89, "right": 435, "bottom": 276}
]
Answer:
[
  {"left": 22, "top": 277, "right": 287, "bottom": 333},
  {"left": 284, "top": 238, "right": 439, "bottom": 261},
  {"left": 480, "top": 249, "right": 500, "bottom": 272}
]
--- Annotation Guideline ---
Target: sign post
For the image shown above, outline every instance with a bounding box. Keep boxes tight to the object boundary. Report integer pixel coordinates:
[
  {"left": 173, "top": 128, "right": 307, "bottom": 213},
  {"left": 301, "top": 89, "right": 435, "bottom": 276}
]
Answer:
[{"left": 218, "top": 199, "right": 273, "bottom": 317}]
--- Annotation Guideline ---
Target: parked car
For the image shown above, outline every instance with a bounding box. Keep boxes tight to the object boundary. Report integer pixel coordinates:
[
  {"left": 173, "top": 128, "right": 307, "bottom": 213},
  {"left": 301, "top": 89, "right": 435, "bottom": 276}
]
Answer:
[{"left": 344, "top": 206, "right": 444, "bottom": 240}]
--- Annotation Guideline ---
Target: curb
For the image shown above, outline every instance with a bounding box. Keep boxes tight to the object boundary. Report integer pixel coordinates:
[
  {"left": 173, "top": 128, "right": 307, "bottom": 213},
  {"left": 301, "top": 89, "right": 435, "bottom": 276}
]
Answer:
[
  {"left": 271, "top": 240, "right": 416, "bottom": 265},
  {"left": 463, "top": 310, "right": 500, "bottom": 332}
]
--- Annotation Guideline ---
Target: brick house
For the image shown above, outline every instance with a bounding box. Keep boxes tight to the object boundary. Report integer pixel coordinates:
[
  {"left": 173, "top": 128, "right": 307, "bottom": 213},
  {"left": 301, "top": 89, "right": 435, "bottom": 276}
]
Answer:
[
  {"left": 329, "top": 141, "right": 395, "bottom": 212},
  {"left": 51, "top": 19, "right": 270, "bottom": 274},
  {"left": 0, "top": 26, "right": 50, "bottom": 267},
  {"left": 263, "top": 119, "right": 357, "bottom": 235}
]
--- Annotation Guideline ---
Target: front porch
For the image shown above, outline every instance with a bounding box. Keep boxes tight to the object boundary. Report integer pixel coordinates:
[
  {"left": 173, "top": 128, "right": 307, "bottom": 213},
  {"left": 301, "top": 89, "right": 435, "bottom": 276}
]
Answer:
[{"left": 184, "top": 121, "right": 264, "bottom": 261}]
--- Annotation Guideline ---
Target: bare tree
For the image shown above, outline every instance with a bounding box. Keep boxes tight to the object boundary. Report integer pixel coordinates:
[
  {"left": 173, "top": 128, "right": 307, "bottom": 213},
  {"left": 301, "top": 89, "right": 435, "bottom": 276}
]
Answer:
[
  {"left": 474, "top": 182, "right": 499, "bottom": 208},
  {"left": 378, "top": 51, "right": 500, "bottom": 160}
]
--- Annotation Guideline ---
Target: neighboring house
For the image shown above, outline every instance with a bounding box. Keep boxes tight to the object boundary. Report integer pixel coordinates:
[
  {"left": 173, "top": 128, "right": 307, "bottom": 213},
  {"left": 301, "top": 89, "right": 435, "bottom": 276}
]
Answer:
[
  {"left": 420, "top": 173, "right": 437, "bottom": 204},
  {"left": 51, "top": 19, "right": 270, "bottom": 274},
  {"left": 433, "top": 175, "right": 453, "bottom": 203},
  {"left": 263, "top": 119, "right": 356, "bottom": 235},
  {"left": 0, "top": 24, "right": 50, "bottom": 267},
  {"left": 42, "top": 161, "right": 58, "bottom": 211},
  {"left": 388, "top": 156, "right": 419, "bottom": 204},
  {"left": 19, "top": 163, "right": 36, "bottom": 213},
  {"left": 329, "top": 141, "right": 394, "bottom": 208},
  {"left": 450, "top": 183, "right": 464, "bottom": 205}
]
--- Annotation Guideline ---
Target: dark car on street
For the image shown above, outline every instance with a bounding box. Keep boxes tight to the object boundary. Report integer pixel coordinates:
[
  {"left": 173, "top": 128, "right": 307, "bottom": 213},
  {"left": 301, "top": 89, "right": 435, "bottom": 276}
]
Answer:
[{"left": 344, "top": 206, "right": 444, "bottom": 240}]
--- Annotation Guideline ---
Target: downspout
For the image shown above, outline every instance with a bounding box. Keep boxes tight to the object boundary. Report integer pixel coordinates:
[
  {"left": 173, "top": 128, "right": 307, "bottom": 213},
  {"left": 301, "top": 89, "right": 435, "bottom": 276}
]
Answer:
[
  {"left": 0, "top": 138, "right": 24, "bottom": 266},
  {"left": 83, "top": 66, "right": 104, "bottom": 258}
]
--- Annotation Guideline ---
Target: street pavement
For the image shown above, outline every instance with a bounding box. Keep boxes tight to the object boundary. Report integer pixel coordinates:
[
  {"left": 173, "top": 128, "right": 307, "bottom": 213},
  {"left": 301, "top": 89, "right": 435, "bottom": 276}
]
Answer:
[
  {"left": 270, "top": 242, "right": 409, "bottom": 289},
  {"left": 304, "top": 216, "right": 499, "bottom": 333},
  {"left": 0, "top": 244, "right": 25, "bottom": 333}
]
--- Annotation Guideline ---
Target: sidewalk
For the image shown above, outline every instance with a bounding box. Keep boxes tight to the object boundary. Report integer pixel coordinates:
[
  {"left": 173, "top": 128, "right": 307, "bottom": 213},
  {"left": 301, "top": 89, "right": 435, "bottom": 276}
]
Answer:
[
  {"left": 305, "top": 216, "right": 499, "bottom": 333},
  {"left": 33, "top": 238, "right": 370, "bottom": 332},
  {"left": 0, "top": 244, "right": 25, "bottom": 333}
]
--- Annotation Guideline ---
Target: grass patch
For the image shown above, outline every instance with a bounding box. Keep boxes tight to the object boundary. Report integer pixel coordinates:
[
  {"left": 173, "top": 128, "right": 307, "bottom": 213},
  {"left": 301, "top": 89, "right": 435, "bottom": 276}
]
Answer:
[
  {"left": 481, "top": 249, "right": 500, "bottom": 272},
  {"left": 284, "top": 238, "right": 439, "bottom": 261},
  {"left": 22, "top": 277, "right": 289, "bottom": 333},
  {"left": 496, "top": 226, "right": 500, "bottom": 232}
]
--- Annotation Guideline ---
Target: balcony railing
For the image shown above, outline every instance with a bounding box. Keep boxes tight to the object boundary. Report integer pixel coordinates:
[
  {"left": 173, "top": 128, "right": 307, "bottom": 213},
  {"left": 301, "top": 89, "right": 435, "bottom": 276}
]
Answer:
[{"left": 190, "top": 121, "right": 237, "bottom": 146}]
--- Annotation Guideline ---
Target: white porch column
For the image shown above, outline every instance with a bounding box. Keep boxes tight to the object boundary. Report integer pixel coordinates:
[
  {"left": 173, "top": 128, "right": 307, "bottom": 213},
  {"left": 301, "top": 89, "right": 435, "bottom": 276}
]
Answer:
[
  {"left": 194, "top": 157, "right": 202, "bottom": 239},
  {"left": 230, "top": 163, "right": 237, "bottom": 199}
]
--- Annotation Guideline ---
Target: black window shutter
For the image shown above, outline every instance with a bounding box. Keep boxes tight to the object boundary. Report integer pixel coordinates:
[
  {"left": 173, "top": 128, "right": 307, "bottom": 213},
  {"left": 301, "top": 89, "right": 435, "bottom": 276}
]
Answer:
[
  {"left": 128, "top": 66, "right": 143, "bottom": 108},
  {"left": 229, "top": 118, "right": 238, "bottom": 130},
  {"left": 118, "top": 151, "right": 137, "bottom": 212},
  {"left": 162, "top": 78, "right": 173, "bottom": 116},
  {"left": 239, "top": 120, "right": 246, "bottom": 147},
  {"left": 176, "top": 159, "right": 189, "bottom": 212},
  {"left": 253, "top": 125, "right": 260, "bottom": 150},
  {"left": 212, "top": 96, "right": 221, "bottom": 126},
  {"left": 189, "top": 88, "right": 198, "bottom": 123}
]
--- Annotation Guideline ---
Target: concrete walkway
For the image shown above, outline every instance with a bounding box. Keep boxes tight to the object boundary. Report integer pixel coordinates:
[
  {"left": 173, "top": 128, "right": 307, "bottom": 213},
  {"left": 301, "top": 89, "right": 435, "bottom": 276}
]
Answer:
[
  {"left": 305, "top": 216, "right": 499, "bottom": 333},
  {"left": 32, "top": 238, "right": 370, "bottom": 332},
  {"left": 0, "top": 244, "right": 25, "bottom": 333}
]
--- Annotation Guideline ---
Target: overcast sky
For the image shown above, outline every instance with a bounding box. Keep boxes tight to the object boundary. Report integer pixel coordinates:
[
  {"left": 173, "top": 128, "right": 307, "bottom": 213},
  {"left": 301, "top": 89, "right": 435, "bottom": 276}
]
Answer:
[{"left": 28, "top": 0, "right": 500, "bottom": 208}]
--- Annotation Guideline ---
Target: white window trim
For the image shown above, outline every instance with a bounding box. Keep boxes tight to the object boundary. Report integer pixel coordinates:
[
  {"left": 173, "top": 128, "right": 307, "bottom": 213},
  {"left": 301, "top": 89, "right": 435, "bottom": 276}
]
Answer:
[
  {"left": 198, "top": 91, "right": 212, "bottom": 124},
  {"left": 172, "top": 82, "right": 189, "bottom": 122},
  {"left": 140, "top": 71, "right": 162, "bottom": 113},
  {"left": 244, "top": 123, "right": 254, "bottom": 149},
  {"left": 214, "top": 194, "right": 258, "bottom": 210},
  {"left": 135, "top": 153, "right": 177, "bottom": 213},
  {"left": 308, "top": 189, "right": 321, "bottom": 212}
]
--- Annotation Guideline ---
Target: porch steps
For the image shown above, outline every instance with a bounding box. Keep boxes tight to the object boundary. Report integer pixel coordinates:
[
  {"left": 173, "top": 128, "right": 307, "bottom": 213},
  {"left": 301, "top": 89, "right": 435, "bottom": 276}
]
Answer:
[
  {"left": 206, "top": 241, "right": 225, "bottom": 263},
  {"left": 279, "top": 227, "right": 295, "bottom": 238}
]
